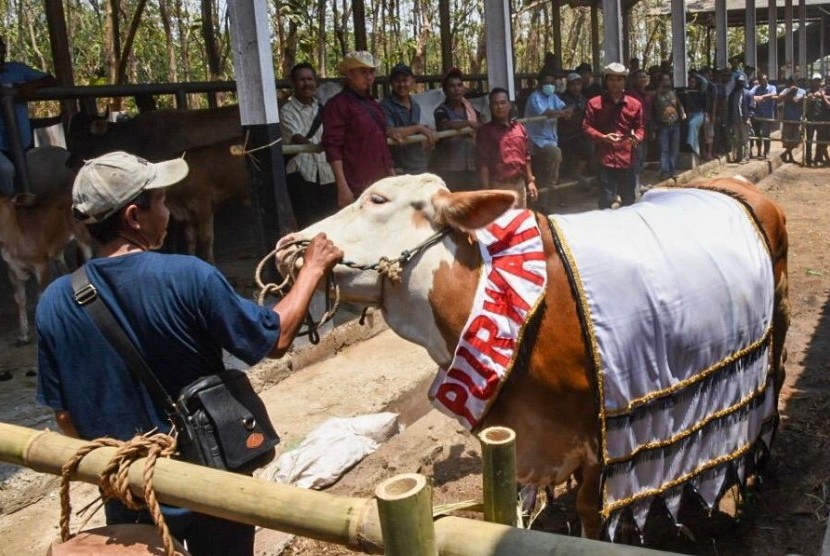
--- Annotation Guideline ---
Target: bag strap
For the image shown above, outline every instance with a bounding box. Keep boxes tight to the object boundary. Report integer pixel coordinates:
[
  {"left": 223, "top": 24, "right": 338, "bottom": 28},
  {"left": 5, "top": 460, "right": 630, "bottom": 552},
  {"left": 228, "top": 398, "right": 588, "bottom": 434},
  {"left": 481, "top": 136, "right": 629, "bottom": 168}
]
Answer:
[
  {"left": 305, "top": 105, "right": 323, "bottom": 139},
  {"left": 70, "top": 266, "right": 177, "bottom": 414}
]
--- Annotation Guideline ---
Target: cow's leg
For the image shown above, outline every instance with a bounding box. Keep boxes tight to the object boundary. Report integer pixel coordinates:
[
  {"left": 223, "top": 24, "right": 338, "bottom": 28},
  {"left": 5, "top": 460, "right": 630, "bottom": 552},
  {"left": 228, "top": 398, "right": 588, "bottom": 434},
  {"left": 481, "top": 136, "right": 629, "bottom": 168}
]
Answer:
[
  {"left": 196, "top": 211, "right": 216, "bottom": 264},
  {"left": 183, "top": 221, "right": 198, "bottom": 258},
  {"left": 8, "top": 267, "right": 30, "bottom": 345},
  {"left": 772, "top": 272, "right": 791, "bottom": 398},
  {"left": 575, "top": 461, "right": 603, "bottom": 539}
]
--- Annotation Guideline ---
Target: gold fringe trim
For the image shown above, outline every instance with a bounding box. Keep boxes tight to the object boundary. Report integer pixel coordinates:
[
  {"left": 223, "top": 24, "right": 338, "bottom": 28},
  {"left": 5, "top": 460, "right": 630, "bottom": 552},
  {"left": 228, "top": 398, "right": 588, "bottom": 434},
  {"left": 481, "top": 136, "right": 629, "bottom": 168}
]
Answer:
[
  {"left": 605, "top": 328, "right": 772, "bottom": 418},
  {"left": 606, "top": 345, "right": 773, "bottom": 465},
  {"left": 600, "top": 415, "right": 776, "bottom": 519}
]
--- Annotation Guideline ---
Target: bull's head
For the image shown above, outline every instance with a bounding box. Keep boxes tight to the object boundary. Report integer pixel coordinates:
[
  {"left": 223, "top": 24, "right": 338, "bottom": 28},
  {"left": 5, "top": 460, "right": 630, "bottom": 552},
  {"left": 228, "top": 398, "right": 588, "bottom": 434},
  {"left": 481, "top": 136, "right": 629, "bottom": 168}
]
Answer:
[{"left": 277, "top": 173, "right": 514, "bottom": 362}]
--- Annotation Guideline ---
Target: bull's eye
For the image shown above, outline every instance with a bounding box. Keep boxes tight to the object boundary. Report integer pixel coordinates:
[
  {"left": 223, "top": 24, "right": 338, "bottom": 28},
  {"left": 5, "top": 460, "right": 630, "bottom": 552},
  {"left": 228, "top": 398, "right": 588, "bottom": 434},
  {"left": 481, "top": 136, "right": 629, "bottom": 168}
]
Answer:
[{"left": 369, "top": 194, "right": 388, "bottom": 205}]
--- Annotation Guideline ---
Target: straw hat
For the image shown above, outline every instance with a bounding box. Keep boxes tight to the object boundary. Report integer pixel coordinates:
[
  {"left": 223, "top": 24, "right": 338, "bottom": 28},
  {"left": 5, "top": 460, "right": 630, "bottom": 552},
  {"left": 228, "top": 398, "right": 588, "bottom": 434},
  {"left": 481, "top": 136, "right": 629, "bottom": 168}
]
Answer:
[
  {"left": 338, "top": 51, "right": 379, "bottom": 75},
  {"left": 602, "top": 63, "right": 629, "bottom": 77}
]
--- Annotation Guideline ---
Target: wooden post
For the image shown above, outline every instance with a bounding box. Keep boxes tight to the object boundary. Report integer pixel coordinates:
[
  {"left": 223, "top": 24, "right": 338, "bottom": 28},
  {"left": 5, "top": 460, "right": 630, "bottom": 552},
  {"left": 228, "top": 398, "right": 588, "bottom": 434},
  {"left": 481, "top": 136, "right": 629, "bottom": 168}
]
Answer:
[
  {"left": 376, "top": 474, "right": 437, "bottom": 556},
  {"left": 439, "top": 0, "right": 453, "bottom": 73},
  {"left": 43, "top": 0, "right": 76, "bottom": 122},
  {"left": 479, "top": 426, "right": 518, "bottom": 527},
  {"left": 622, "top": 6, "right": 631, "bottom": 65}
]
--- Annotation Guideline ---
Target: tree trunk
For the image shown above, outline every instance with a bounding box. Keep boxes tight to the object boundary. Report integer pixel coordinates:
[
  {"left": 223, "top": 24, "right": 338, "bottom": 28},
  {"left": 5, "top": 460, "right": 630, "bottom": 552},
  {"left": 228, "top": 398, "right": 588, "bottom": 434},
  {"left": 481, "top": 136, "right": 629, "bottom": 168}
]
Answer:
[
  {"left": 105, "top": 0, "right": 121, "bottom": 84},
  {"left": 564, "top": 8, "right": 586, "bottom": 69},
  {"left": 201, "top": 0, "right": 222, "bottom": 80},
  {"left": 159, "top": 0, "right": 178, "bottom": 82},
  {"left": 316, "top": 0, "right": 326, "bottom": 76},
  {"left": 115, "top": 0, "right": 147, "bottom": 85},
  {"left": 410, "top": 0, "right": 431, "bottom": 75},
  {"left": 282, "top": 19, "right": 299, "bottom": 79},
  {"left": 24, "top": 9, "right": 48, "bottom": 69}
]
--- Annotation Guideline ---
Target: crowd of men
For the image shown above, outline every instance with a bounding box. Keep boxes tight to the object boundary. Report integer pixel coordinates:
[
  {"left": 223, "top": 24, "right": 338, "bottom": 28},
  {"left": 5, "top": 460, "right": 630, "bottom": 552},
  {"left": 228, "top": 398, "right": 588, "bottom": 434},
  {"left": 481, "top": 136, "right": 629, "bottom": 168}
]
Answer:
[{"left": 281, "top": 51, "right": 830, "bottom": 220}]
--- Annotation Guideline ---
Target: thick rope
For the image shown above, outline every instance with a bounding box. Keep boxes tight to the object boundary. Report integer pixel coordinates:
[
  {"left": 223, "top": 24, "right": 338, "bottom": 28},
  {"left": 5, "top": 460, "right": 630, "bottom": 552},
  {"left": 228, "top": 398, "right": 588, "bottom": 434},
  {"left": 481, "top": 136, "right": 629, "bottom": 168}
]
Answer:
[{"left": 59, "top": 433, "right": 179, "bottom": 556}]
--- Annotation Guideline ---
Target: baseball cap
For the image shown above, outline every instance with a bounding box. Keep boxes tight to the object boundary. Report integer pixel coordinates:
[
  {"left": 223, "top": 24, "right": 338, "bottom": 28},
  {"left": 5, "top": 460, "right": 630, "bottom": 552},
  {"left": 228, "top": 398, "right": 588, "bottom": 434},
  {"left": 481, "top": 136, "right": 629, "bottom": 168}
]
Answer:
[
  {"left": 390, "top": 63, "right": 413, "bottom": 77},
  {"left": 72, "top": 151, "right": 189, "bottom": 223},
  {"left": 566, "top": 73, "right": 582, "bottom": 82},
  {"left": 338, "top": 51, "right": 379, "bottom": 75},
  {"left": 812, "top": 73, "right": 823, "bottom": 80}
]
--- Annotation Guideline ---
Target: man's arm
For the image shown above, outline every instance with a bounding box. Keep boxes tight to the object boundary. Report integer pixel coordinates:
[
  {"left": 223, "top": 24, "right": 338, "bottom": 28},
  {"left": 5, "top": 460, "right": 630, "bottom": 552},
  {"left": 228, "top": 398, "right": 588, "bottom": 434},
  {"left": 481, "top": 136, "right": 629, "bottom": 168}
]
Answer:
[
  {"left": 329, "top": 160, "right": 354, "bottom": 207},
  {"left": 269, "top": 234, "right": 342, "bottom": 358}
]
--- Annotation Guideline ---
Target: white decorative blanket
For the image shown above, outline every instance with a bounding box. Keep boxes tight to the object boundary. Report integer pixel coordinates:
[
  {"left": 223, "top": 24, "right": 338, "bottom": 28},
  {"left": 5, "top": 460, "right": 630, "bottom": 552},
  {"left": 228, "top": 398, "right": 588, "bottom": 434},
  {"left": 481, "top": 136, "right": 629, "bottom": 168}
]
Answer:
[
  {"left": 429, "top": 209, "right": 547, "bottom": 429},
  {"left": 551, "top": 187, "right": 777, "bottom": 538}
]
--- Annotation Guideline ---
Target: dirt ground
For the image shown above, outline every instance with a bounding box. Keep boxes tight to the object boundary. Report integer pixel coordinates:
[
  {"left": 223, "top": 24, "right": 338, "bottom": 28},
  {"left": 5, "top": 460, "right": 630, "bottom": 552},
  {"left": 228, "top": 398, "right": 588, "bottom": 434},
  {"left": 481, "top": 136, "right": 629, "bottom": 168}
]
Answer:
[{"left": 0, "top": 157, "right": 828, "bottom": 555}]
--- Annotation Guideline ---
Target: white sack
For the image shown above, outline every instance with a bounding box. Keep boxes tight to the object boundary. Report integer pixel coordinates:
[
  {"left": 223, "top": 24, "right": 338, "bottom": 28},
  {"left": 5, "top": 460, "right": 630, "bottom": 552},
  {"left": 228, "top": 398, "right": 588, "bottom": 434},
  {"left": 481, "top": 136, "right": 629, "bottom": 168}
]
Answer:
[{"left": 267, "top": 412, "right": 400, "bottom": 489}]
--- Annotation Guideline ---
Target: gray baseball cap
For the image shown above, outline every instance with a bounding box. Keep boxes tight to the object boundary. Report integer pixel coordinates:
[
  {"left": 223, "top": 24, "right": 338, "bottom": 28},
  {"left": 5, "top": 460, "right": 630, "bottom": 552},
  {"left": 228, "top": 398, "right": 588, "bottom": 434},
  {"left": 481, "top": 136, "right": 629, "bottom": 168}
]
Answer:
[{"left": 72, "top": 151, "right": 188, "bottom": 223}]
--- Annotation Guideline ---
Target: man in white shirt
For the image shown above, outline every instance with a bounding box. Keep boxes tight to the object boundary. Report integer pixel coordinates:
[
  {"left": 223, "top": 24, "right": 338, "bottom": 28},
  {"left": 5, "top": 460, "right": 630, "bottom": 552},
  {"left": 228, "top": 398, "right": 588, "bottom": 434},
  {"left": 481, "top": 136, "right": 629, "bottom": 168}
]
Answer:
[{"left": 281, "top": 63, "right": 336, "bottom": 227}]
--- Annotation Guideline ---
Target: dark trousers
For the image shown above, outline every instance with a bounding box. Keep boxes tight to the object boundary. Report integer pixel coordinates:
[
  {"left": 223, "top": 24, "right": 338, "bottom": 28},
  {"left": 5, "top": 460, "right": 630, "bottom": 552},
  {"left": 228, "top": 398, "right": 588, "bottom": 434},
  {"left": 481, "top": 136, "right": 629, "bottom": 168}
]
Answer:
[
  {"left": 105, "top": 499, "right": 254, "bottom": 556},
  {"left": 598, "top": 166, "right": 636, "bottom": 209},
  {"left": 805, "top": 123, "right": 826, "bottom": 164},
  {"left": 751, "top": 120, "right": 772, "bottom": 156},
  {"left": 286, "top": 172, "right": 338, "bottom": 229}
]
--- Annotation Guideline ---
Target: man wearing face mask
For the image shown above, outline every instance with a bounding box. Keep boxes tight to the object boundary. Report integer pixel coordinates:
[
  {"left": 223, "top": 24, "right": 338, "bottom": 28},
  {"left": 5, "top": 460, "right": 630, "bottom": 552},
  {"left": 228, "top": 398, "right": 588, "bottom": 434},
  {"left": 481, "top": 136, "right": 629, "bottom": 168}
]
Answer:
[{"left": 524, "top": 68, "right": 573, "bottom": 206}]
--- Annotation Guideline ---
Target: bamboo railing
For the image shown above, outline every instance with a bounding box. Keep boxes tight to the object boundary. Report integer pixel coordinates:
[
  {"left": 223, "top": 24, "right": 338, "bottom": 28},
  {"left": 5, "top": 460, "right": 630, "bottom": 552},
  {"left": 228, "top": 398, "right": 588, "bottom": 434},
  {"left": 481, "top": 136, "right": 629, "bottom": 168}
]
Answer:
[{"left": 0, "top": 422, "right": 675, "bottom": 555}]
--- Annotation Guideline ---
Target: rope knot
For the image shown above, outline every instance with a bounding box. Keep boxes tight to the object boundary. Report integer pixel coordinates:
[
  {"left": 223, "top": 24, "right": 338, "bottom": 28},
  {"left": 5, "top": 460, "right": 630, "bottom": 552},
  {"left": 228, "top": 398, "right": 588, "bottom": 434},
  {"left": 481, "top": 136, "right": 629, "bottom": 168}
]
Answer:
[
  {"left": 60, "top": 433, "right": 180, "bottom": 556},
  {"left": 376, "top": 257, "right": 404, "bottom": 283}
]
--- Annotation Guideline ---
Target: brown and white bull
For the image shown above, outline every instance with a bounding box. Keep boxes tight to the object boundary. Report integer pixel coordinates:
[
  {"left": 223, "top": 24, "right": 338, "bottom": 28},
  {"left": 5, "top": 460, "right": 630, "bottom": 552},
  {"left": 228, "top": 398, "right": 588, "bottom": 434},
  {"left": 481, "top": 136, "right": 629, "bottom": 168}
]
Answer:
[
  {"left": 1, "top": 192, "right": 92, "bottom": 345},
  {"left": 279, "top": 173, "right": 789, "bottom": 538}
]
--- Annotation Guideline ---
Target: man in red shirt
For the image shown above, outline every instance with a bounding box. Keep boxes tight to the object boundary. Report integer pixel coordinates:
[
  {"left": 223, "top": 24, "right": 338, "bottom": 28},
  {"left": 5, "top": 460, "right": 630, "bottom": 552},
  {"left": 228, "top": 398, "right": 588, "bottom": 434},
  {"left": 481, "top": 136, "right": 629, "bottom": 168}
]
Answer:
[
  {"left": 583, "top": 63, "right": 644, "bottom": 209},
  {"left": 475, "top": 87, "right": 537, "bottom": 208},
  {"left": 322, "top": 51, "right": 396, "bottom": 207}
]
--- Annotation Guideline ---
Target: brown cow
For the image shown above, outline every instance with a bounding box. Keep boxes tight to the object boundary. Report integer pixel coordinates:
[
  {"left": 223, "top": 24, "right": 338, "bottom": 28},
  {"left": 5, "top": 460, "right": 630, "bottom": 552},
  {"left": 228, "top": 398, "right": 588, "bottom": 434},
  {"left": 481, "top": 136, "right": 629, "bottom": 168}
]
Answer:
[
  {"left": 167, "top": 138, "right": 250, "bottom": 263},
  {"left": 0, "top": 192, "right": 92, "bottom": 345},
  {"left": 279, "top": 174, "right": 789, "bottom": 539}
]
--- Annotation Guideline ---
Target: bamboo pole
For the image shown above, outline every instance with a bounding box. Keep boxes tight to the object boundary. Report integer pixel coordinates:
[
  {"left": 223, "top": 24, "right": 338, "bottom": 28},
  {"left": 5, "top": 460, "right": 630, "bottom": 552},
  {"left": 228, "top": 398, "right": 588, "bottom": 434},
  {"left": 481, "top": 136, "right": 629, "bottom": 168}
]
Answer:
[
  {"left": 479, "top": 426, "right": 518, "bottom": 527},
  {"left": 376, "top": 474, "right": 437, "bottom": 556},
  {"left": 0, "top": 423, "right": 672, "bottom": 555}
]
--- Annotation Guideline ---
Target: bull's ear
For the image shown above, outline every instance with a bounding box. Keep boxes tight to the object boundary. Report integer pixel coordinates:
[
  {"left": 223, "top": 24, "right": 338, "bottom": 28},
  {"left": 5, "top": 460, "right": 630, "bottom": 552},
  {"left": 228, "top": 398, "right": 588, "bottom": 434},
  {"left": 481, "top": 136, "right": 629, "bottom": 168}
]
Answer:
[{"left": 431, "top": 190, "right": 516, "bottom": 231}]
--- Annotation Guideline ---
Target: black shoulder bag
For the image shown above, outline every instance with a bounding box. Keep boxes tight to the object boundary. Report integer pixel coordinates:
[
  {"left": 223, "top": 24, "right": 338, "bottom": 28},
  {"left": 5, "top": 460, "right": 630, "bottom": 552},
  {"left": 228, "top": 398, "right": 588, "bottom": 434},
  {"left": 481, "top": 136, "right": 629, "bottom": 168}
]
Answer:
[{"left": 71, "top": 267, "right": 279, "bottom": 470}]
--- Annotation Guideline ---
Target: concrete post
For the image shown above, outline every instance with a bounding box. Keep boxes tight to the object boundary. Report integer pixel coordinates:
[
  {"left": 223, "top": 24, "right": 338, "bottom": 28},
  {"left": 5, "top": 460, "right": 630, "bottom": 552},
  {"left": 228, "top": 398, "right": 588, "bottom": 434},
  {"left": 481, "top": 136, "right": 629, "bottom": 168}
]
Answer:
[
  {"left": 227, "top": 0, "right": 296, "bottom": 250},
  {"left": 591, "top": 3, "right": 601, "bottom": 74},
  {"left": 769, "top": 0, "right": 779, "bottom": 78},
  {"left": 715, "top": 0, "right": 728, "bottom": 69},
  {"left": 602, "top": 0, "right": 623, "bottom": 65},
  {"left": 671, "top": 0, "right": 687, "bottom": 87},
  {"left": 798, "top": 0, "right": 807, "bottom": 76},
  {"left": 785, "top": 0, "right": 794, "bottom": 78},
  {"left": 484, "top": 0, "right": 516, "bottom": 98},
  {"left": 746, "top": 0, "right": 757, "bottom": 70}
]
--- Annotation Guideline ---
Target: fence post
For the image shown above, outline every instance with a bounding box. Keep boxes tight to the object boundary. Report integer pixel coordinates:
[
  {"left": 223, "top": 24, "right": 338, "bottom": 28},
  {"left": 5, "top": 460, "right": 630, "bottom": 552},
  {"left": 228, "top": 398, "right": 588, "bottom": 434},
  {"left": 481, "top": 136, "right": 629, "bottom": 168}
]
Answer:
[
  {"left": 479, "top": 426, "right": 518, "bottom": 527},
  {"left": 375, "top": 473, "right": 437, "bottom": 556}
]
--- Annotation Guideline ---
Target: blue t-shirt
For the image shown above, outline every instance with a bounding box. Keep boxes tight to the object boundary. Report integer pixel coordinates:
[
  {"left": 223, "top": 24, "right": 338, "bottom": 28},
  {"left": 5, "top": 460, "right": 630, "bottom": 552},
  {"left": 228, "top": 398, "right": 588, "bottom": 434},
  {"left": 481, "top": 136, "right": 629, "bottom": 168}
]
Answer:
[
  {"left": 0, "top": 61, "right": 48, "bottom": 151},
  {"left": 524, "top": 89, "right": 566, "bottom": 148},
  {"left": 750, "top": 83, "right": 777, "bottom": 119},
  {"left": 36, "top": 252, "right": 281, "bottom": 440},
  {"left": 380, "top": 96, "right": 428, "bottom": 173}
]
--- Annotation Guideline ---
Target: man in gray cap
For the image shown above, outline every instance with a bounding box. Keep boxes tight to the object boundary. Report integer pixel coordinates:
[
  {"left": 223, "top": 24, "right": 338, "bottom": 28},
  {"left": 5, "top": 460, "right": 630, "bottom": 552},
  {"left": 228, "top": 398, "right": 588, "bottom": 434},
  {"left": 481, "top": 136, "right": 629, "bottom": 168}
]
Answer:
[
  {"left": 35, "top": 151, "right": 342, "bottom": 555},
  {"left": 582, "top": 63, "right": 644, "bottom": 209}
]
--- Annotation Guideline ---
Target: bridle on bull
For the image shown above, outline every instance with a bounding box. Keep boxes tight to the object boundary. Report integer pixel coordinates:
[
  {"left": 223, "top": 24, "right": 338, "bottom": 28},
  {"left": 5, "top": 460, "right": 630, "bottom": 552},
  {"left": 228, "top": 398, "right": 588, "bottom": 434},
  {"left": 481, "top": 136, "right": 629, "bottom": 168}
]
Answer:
[{"left": 254, "top": 228, "right": 450, "bottom": 344}]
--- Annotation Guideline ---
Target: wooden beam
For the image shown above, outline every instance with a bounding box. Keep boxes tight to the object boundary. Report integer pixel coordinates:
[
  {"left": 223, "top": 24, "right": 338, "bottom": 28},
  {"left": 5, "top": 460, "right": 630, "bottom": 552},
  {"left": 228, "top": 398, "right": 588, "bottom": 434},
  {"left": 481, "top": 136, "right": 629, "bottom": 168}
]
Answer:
[{"left": 43, "top": 0, "right": 76, "bottom": 120}]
